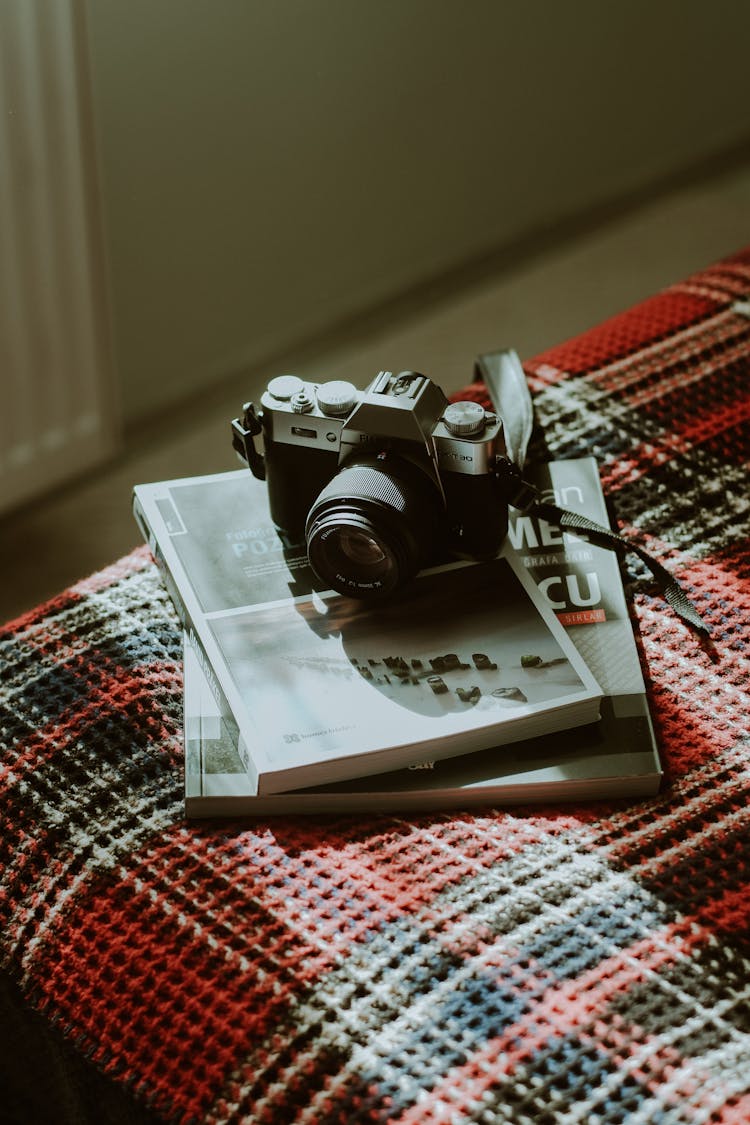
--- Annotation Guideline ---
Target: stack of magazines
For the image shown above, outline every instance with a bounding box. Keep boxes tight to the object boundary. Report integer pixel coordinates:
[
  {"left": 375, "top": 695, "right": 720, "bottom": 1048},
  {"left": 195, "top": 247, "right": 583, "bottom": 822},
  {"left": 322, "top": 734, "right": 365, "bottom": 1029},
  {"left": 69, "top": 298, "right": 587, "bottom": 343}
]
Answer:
[{"left": 133, "top": 457, "right": 661, "bottom": 817}]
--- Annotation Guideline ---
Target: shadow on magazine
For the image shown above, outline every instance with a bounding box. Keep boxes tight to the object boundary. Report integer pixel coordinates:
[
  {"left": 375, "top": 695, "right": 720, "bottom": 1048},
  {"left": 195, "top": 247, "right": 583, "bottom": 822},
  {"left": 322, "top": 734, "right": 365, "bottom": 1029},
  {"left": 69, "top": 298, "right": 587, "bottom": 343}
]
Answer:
[{"left": 254, "top": 556, "right": 586, "bottom": 721}]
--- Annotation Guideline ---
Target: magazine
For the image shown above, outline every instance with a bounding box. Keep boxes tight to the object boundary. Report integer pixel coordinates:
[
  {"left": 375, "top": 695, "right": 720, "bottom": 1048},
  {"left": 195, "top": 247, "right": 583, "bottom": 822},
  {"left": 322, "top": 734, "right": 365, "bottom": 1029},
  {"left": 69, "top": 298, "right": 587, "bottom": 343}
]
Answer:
[
  {"left": 181, "top": 457, "right": 661, "bottom": 816},
  {"left": 133, "top": 469, "right": 601, "bottom": 794}
]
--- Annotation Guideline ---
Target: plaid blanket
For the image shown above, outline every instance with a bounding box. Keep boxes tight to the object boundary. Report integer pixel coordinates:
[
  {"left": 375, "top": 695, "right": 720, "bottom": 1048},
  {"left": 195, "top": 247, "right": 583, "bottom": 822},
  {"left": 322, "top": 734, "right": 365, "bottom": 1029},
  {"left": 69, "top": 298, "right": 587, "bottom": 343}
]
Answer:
[{"left": 2, "top": 249, "right": 749, "bottom": 1124}]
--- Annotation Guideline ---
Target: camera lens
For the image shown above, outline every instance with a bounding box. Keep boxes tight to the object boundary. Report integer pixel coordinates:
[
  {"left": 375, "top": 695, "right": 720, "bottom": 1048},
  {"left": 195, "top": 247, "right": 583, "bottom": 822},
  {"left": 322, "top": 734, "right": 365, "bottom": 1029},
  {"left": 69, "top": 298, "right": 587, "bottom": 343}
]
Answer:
[{"left": 305, "top": 455, "right": 442, "bottom": 597}]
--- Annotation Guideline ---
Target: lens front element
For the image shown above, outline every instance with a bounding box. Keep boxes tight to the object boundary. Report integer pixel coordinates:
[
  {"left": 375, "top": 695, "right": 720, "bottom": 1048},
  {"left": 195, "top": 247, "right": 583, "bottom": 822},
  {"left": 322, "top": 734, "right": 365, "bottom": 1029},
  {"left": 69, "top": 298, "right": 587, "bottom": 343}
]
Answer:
[
  {"left": 310, "top": 517, "right": 398, "bottom": 593},
  {"left": 337, "top": 529, "right": 388, "bottom": 567}
]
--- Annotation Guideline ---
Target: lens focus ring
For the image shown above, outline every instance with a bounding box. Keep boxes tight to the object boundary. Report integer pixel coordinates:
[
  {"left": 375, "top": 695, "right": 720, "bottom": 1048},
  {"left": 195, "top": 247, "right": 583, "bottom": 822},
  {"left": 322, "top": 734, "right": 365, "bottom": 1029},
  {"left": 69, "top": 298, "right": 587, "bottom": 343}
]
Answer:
[{"left": 313, "top": 464, "right": 410, "bottom": 513}]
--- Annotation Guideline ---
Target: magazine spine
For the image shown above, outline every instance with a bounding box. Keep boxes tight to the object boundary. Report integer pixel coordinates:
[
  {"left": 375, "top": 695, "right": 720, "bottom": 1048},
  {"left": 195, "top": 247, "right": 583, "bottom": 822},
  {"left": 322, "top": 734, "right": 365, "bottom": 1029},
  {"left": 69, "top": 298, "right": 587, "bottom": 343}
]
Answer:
[{"left": 133, "top": 494, "right": 257, "bottom": 787}]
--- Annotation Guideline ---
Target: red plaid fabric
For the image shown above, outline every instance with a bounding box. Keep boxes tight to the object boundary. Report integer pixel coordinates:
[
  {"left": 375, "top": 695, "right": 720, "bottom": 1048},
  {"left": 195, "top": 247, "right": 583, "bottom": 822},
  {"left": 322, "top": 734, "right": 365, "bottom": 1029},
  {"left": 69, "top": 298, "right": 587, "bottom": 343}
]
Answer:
[{"left": 2, "top": 249, "right": 749, "bottom": 1124}]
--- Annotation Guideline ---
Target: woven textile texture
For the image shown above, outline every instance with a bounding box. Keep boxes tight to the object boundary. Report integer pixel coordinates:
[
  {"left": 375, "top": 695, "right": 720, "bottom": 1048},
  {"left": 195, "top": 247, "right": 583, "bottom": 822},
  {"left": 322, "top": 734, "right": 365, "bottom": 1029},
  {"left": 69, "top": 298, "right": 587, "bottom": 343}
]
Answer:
[{"left": 2, "top": 249, "right": 749, "bottom": 1125}]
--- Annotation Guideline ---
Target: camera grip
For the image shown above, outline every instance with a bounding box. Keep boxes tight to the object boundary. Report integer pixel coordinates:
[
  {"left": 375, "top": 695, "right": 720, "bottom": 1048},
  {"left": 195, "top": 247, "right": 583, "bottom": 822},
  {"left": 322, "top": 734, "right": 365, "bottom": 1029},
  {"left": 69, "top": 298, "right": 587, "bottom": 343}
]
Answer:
[
  {"left": 265, "top": 443, "right": 339, "bottom": 541},
  {"left": 442, "top": 472, "right": 508, "bottom": 559}
]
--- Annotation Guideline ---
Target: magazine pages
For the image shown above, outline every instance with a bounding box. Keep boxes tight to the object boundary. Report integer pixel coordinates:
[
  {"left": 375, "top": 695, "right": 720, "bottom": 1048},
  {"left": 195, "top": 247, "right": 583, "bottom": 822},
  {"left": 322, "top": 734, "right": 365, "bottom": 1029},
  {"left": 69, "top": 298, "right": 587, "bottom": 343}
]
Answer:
[{"left": 134, "top": 470, "right": 601, "bottom": 794}]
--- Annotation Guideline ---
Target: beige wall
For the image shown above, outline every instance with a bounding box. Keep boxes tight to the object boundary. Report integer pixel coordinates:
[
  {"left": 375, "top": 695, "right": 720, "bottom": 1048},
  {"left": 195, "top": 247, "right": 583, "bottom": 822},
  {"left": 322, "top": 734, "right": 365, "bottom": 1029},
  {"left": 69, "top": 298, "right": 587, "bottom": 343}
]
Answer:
[{"left": 84, "top": 0, "right": 750, "bottom": 425}]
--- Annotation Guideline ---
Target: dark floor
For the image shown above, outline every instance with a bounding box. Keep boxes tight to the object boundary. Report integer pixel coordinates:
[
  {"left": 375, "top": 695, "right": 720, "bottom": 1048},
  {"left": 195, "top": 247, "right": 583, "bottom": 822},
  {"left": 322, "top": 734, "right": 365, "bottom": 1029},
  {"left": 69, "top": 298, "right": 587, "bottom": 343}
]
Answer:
[{"left": 2, "top": 158, "right": 749, "bottom": 625}]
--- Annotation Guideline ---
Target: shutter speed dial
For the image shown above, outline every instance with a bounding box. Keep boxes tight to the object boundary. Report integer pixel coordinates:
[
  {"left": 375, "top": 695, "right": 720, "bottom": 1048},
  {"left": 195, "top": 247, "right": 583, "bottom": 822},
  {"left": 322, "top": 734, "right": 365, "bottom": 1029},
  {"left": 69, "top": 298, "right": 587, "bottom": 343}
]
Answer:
[
  {"left": 316, "top": 380, "right": 359, "bottom": 416},
  {"left": 443, "top": 400, "right": 490, "bottom": 437}
]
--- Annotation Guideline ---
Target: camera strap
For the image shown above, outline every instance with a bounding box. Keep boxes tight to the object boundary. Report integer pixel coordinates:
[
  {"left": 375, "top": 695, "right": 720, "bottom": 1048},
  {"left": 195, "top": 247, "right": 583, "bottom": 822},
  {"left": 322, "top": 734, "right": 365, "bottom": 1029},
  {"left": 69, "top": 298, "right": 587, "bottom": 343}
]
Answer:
[
  {"left": 476, "top": 349, "right": 710, "bottom": 639},
  {"left": 498, "top": 460, "right": 710, "bottom": 638}
]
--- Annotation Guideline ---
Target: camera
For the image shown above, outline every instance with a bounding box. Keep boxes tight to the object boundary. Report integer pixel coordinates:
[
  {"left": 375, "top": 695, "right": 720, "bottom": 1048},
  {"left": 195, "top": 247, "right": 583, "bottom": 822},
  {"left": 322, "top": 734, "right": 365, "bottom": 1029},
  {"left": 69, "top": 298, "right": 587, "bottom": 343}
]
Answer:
[{"left": 232, "top": 367, "right": 517, "bottom": 599}]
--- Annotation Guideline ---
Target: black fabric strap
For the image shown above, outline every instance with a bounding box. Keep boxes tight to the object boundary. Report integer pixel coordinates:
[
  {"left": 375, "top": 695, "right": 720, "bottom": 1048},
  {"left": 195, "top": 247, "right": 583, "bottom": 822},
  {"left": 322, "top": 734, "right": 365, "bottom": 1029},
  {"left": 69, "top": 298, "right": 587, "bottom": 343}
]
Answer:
[{"left": 531, "top": 501, "right": 710, "bottom": 637}]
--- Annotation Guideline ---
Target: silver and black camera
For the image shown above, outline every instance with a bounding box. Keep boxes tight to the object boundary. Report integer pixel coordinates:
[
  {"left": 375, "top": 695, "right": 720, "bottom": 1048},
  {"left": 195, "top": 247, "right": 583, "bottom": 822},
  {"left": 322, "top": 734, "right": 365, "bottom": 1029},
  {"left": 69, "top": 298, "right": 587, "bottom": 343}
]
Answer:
[{"left": 232, "top": 354, "right": 533, "bottom": 599}]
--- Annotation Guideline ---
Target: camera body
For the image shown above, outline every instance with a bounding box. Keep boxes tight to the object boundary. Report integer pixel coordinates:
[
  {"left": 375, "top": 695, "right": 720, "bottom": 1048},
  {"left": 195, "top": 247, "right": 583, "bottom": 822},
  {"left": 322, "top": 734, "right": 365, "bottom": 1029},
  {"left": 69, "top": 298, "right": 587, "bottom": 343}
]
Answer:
[{"left": 232, "top": 369, "right": 510, "bottom": 598}]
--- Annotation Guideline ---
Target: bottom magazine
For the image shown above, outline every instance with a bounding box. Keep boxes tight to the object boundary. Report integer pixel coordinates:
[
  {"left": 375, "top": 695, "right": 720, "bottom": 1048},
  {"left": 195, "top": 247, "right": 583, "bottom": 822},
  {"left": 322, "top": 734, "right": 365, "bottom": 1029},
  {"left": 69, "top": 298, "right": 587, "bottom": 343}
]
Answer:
[{"left": 183, "top": 630, "right": 661, "bottom": 817}]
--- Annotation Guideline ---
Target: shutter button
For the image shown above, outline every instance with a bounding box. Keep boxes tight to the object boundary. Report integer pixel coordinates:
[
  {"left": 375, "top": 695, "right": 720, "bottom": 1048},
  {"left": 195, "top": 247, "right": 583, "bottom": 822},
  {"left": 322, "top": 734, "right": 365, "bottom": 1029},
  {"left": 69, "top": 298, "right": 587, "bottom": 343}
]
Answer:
[{"left": 291, "top": 389, "right": 315, "bottom": 413}]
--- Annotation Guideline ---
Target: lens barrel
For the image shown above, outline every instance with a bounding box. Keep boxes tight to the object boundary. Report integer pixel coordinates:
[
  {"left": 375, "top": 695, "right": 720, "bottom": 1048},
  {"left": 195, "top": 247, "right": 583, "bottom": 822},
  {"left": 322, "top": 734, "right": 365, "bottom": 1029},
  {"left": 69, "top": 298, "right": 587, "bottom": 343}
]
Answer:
[{"left": 305, "top": 455, "right": 442, "bottom": 597}]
